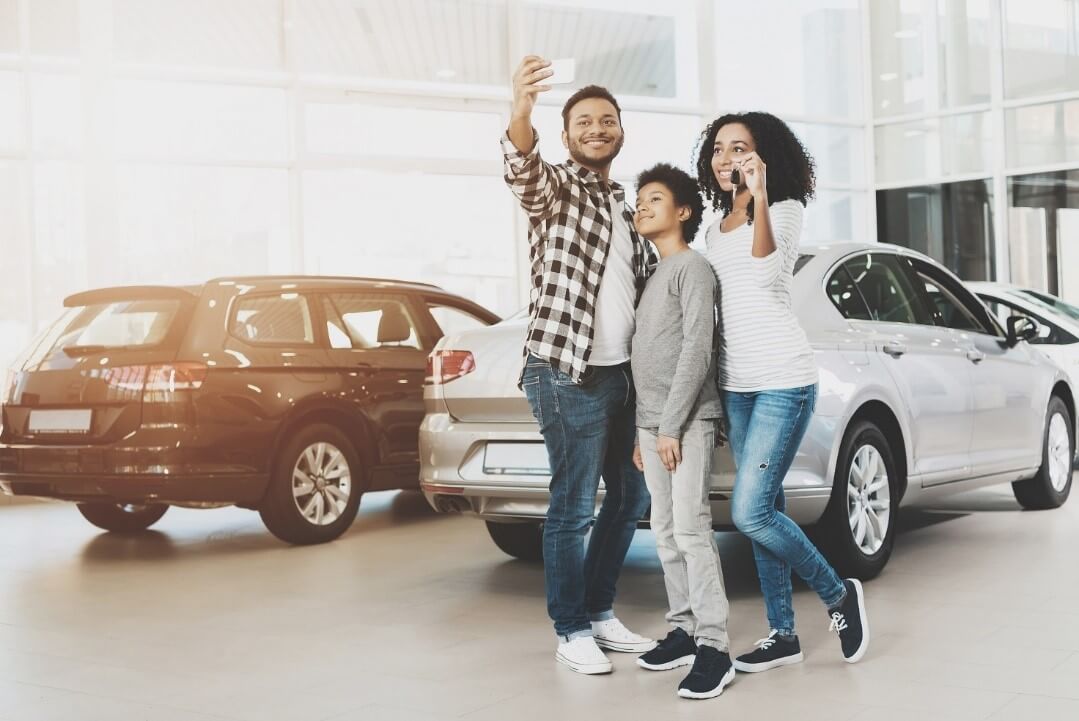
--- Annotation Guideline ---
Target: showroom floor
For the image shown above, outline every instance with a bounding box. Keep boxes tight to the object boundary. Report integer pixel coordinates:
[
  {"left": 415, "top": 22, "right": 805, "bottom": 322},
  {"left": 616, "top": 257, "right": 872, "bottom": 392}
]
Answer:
[{"left": 1, "top": 477, "right": 1077, "bottom": 721}]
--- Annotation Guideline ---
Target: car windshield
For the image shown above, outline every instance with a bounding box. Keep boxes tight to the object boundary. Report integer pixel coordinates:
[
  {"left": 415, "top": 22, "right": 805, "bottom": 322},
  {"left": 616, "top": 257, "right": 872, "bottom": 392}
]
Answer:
[{"left": 1017, "top": 289, "right": 1079, "bottom": 321}]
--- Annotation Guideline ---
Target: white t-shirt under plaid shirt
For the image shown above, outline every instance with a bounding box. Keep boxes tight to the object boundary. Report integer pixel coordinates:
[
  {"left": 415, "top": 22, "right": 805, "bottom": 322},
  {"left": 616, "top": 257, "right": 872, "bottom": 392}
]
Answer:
[{"left": 501, "top": 131, "right": 657, "bottom": 383}]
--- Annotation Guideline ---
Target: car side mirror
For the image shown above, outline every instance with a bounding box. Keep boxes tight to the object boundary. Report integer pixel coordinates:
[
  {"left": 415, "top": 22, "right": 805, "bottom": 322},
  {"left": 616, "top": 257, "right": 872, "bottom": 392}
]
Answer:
[{"left": 1007, "top": 316, "right": 1038, "bottom": 346}]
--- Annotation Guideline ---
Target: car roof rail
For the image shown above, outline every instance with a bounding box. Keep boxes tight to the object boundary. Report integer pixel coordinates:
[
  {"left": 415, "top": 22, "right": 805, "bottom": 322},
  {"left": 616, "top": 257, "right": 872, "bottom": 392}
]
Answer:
[{"left": 206, "top": 274, "right": 443, "bottom": 290}]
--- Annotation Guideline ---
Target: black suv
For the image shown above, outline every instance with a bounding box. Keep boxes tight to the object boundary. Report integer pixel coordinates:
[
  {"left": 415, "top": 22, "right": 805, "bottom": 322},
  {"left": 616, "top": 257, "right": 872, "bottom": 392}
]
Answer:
[{"left": 0, "top": 276, "right": 499, "bottom": 544}]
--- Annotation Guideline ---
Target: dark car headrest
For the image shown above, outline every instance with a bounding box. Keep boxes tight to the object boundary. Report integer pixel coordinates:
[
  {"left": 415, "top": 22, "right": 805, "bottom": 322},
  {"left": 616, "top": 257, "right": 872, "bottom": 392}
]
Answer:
[{"left": 378, "top": 305, "right": 412, "bottom": 344}]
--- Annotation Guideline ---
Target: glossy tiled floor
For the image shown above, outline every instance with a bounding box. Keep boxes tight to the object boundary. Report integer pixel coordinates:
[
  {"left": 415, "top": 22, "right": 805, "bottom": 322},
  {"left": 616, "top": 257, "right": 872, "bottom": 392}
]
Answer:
[{"left": 1, "top": 477, "right": 1077, "bottom": 721}]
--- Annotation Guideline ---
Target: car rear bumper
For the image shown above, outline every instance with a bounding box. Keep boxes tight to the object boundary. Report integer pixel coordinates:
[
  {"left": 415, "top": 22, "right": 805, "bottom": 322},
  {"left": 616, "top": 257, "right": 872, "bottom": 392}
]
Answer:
[
  {"left": 419, "top": 413, "right": 830, "bottom": 526},
  {"left": 0, "top": 444, "right": 267, "bottom": 505}
]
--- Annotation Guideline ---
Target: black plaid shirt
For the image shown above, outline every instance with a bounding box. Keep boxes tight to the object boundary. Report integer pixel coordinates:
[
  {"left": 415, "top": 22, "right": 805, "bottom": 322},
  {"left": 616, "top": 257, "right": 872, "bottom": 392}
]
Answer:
[{"left": 502, "top": 131, "right": 657, "bottom": 384}]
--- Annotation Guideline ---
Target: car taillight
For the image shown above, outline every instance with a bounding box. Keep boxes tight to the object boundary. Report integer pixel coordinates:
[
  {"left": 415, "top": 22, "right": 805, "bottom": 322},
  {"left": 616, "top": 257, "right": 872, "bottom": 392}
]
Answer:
[
  {"left": 425, "top": 350, "right": 476, "bottom": 385},
  {"left": 144, "top": 363, "right": 207, "bottom": 393},
  {"left": 102, "top": 363, "right": 207, "bottom": 400}
]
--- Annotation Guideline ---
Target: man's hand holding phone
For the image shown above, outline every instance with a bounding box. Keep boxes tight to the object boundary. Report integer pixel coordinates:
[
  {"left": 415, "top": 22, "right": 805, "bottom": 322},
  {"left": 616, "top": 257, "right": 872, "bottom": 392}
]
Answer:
[{"left": 511, "top": 56, "right": 553, "bottom": 120}]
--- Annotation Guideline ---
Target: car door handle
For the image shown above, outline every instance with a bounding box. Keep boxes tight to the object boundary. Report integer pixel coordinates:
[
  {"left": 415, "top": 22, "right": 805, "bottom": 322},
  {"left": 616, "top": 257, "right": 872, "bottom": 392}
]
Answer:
[
  {"left": 883, "top": 340, "right": 907, "bottom": 357},
  {"left": 966, "top": 349, "right": 986, "bottom": 364}
]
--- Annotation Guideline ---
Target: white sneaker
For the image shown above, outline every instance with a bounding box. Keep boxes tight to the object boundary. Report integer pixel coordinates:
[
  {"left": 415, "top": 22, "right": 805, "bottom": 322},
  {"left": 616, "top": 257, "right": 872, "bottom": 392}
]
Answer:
[
  {"left": 591, "top": 618, "right": 657, "bottom": 653},
  {"left": 556, "top": 636, "right": 613, "bottom": 675}
]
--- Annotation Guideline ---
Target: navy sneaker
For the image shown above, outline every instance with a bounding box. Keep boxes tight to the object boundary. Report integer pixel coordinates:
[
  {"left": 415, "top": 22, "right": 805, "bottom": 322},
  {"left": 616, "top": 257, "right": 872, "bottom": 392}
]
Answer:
[
  {"left": 637, "top": 628, "right": 697, "bottom": 671},
  {"left": 732, "top": 630, "right": 804, "bottom": 672},
  {"left": 828, "top": 578, "right": 870, "bottom": 663},
  {"left": 677, "top": 645, "right": 735, "bottom": 699}
]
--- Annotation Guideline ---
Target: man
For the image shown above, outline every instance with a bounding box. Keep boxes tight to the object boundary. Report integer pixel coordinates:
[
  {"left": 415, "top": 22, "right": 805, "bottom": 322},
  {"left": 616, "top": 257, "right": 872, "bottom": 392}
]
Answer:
[{"left": 503, "top": 56, "right": 657, "bottom": 675}]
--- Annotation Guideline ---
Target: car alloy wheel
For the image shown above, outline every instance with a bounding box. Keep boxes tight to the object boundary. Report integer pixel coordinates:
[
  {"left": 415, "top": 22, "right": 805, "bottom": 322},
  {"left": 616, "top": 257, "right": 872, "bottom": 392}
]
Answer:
[
  {"left": 291, "top": 442, "right": 352, "bottom": 526},
  {"left": 1047, "top": 411, "right": 1071, "bottom": 493},
  {"left": 846, "top": 444, "right": 891, "bottom": 556}
]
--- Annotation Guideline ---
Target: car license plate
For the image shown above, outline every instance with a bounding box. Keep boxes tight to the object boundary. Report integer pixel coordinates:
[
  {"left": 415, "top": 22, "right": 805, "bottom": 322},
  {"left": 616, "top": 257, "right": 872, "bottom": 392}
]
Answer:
[
  {"left": 483, "top": 442, "right": 550, "bottom": 476},
  {"left": 27, "top": 409, "right": 93, "bottom": 434}
]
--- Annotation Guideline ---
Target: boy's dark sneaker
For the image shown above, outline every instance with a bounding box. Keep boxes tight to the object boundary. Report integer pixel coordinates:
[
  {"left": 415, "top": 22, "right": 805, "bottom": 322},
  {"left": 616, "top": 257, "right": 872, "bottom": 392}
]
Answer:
[
  {"left": 637, "top": 627, "right": 697, "bottom": 671},
  {"left": 677, "top": 645, "right": 736, "bottom": 700},
  {"left": 732, "top": 630, "right": 804, "bottom": 672},
  {"left": 828, "top": 578, "right": 870, "bottom": 663}
]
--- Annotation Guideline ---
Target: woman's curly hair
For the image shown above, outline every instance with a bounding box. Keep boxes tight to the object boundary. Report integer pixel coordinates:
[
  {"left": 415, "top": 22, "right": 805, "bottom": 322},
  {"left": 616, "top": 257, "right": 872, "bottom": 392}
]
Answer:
[{"left": 694, "top": 111, "right": 816, "bottom": 224}]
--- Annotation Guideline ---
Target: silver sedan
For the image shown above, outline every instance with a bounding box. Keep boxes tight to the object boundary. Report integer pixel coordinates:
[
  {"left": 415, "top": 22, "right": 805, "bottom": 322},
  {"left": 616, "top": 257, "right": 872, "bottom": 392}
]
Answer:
[{"left": 420, "top": 243, "right": 1077, "bottom": 578}]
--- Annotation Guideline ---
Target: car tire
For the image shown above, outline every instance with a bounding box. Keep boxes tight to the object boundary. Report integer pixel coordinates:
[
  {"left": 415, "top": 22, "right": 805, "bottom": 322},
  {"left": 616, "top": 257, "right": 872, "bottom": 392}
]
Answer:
[
  {"left": 77, "top": 502, "right": 168, "bottom": 533},
  {"left": 259, "top": 423, "right": 363, "bottom": 545},
  {"left": 486, "top": 520, "right": 543, "bottom": 562},
  {"left": 1012, "top": 396, "right": 1074, "bottom": 510},
  {"left": 816, "top": 420, "right": 899, "bottom": 580}
]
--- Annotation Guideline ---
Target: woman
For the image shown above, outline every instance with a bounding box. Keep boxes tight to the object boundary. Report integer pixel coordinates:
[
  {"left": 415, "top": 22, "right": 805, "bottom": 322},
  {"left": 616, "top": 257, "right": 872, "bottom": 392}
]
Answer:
[{"left": 696, "top": 112, "right": 870, "bottom": 672}]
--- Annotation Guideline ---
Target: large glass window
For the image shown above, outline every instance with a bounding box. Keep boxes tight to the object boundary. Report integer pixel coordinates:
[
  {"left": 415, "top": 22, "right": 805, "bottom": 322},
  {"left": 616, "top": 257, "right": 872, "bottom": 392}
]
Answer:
[
  {"left": 0, "top": 162, "right": 30, "bottom": 369},
  {"left": 113, "top": 165, "right": 292, "bottom": 286},
  {"left": 1003, "top": 0, "right": 1079, "bottom": 99},
  {"left": 0, "top": 72, "right": 23, "bottom": 154},
  {"left": 876, "top": 178, "right": 996, "bottom": 282},
  {"left": 718, "top": 0, "right": 864, "bottom": 119},
  {"left": 805, "top": 190, "right": 866, "bottom": 244},
  {"left": 29, "top": 0, "right": 79, "bottom": 57},
  {"left": 1009, "top": 170, "right": 1079, "bottom": 302},
  {"left": 875, "top": 111, "right": 992, "bottom": 184},
  {"left": 112, "top": 0, "right": 284, "bottom": 71},
  {"left": 33, "top": 161, "right": 87, "bottom": 326},
  {"left": 31, "top": 74, "right": 82, "bottom": 155},
  {"left": 303, "top": 171, "right": 517, "bottom": 316},
  {"left": 113, "top": 80, "right": 289, "bottom": 163},
  {"left": 790, "top": 122, "right": 866, "bottom": 188},
  {"left": 305, "top": 101, "right": 503, "bottom": 165},
  {"left": 1005, "top": 99, "right": 1079, "bottom": 170},
  {"left": 294, "top": 0, "right": 508, "bottom": 88},
  {"left": 524, "top": 2, "right": 680, "bottom": 99},
  {"left": 870, "top": 0, "right": 992, "bottom": 117},
  {"left": 0, "top": 0, "right": 17, "bottom": 55}
]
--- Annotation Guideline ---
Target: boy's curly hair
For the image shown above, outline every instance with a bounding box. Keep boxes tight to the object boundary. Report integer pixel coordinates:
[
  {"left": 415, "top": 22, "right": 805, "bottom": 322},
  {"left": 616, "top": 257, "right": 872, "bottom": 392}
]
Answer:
[{"left": 636, "top": 163, "right": 705, "bottom": 243}]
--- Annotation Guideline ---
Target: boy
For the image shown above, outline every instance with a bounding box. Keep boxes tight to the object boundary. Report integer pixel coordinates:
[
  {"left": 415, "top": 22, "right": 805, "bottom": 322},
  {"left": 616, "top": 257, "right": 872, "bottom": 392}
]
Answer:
[{"left": 630, "top": 163, "right": 733, "bottom": 699}]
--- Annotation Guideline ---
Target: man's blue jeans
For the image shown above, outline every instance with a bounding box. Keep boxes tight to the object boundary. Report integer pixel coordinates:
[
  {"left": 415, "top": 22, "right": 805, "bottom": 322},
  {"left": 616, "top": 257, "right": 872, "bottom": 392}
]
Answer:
[
  {"left": 723, "top": 384, "right": 845, "bottom": 637},
  {"left": 522, "top": 354, "right": 650, "bottom": 640}
]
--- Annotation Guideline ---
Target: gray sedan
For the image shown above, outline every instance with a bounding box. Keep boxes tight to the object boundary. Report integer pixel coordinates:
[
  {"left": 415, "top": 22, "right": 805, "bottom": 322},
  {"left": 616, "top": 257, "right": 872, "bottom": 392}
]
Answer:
[{"left": 419, "top": 243, "right": 1076, "bottom": 578}]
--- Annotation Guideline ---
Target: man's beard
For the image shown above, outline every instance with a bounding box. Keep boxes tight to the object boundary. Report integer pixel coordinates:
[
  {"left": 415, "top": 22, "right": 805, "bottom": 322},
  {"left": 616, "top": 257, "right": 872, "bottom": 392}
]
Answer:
[{"left": 567, "top": 133, "right": 624, "bottom": 170}]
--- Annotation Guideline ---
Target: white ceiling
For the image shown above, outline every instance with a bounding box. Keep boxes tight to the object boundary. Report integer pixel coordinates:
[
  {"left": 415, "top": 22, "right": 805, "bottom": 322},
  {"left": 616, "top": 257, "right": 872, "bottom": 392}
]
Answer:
[{"left": 293, "top": 0, "right": 676, "bottom": 96}]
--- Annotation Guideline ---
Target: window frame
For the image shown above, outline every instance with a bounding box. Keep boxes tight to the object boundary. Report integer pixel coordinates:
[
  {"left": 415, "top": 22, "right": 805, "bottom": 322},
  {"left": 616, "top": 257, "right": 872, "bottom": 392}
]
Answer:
[
  {"left": 316, "top": 290, "right": 429, "bottom": 353},
  {"left": 978, "top": 294, "right": 1078, "bottom": 346},
  {"left": 226, "top": 290, "right": 319, "bottom": 348},
  {"left": 825, "top": 263, "right": 873, "bottom": 321},
  {"left": 839, "top": 251, "right": 935, "bottom": 327},
  {"left": 904, "top": 257, "right": 1003, "bottom": 338}
]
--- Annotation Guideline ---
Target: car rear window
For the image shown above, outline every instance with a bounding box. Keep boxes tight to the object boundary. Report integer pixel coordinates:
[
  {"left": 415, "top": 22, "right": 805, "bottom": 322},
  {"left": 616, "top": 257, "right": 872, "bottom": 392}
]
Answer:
[{"left": 32, "top": 299, "right": 184, "bottom": 363}]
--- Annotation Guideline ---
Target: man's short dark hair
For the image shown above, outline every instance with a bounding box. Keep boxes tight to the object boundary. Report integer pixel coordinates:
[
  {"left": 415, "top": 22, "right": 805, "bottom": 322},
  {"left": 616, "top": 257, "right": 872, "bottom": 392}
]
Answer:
[
  {"left": 636, "top": 163, "right": 705, "bottom": 244},
  {"left": 561, "top": 85, "right": 622, "bottom": 130}
]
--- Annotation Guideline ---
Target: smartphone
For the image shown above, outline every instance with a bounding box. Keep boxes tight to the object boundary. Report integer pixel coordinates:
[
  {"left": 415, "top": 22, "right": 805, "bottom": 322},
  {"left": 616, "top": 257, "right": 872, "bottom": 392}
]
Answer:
[
  {"left": 730, "top": 165, "right": 742, "bottom": 186},
  {"left": 546, "top": 58, "right": 576, "bottom": 85}
]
